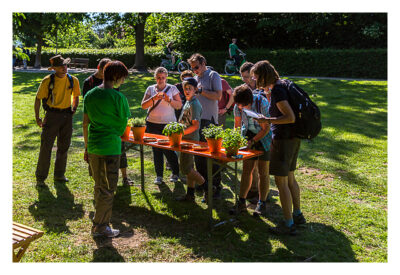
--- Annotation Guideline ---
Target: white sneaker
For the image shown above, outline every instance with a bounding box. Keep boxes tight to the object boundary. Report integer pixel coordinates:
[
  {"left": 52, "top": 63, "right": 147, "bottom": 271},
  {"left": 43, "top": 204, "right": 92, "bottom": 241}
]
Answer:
[
  {"left": 169, "top": 174, "right": 179, "bottom": 183},
  {"left": 154, "top": 177, "right": 164, "bottom": 185}
]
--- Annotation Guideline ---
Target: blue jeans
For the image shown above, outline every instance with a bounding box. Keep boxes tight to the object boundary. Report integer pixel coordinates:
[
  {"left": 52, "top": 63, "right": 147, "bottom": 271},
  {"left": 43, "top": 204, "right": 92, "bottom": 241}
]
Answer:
[{"left": 145, "top": 121, "right": 179, "bottom": 178}]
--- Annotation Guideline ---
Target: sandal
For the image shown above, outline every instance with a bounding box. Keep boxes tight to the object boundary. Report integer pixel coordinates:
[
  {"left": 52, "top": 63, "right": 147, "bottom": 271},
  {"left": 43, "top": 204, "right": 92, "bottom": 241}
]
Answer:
[{"left": 122, "top": 177, "right": 134, "bottom": 186}]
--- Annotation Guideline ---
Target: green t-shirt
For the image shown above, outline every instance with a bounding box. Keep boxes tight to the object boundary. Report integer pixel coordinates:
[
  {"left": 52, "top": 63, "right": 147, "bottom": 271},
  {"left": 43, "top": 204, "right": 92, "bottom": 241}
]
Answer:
[
  {"left": 229, "top": 43, "right": 239, "bottom": 56},
  {"left": 84, "top": 87, "right": 131, "bottom": 155},
  {"left": 178, "top": 97, "right": 202, "bottom": 141}
]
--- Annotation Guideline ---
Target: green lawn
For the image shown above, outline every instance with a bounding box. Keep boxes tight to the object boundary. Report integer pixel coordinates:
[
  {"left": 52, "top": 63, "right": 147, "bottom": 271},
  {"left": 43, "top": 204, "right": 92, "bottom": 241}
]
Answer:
[{"left": 12, "top": 71, "right": 387, "bottom": 262}]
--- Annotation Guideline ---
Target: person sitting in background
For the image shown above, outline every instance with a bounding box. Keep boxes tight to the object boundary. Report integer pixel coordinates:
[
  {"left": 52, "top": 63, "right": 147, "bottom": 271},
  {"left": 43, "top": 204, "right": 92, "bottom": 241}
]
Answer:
[
  {"left": 232, "top": 84, "right": 272, "bottom": 216},
  {"left": 82, "top": 57, "right": 134, "bottom": 186},
  {"left": 217, "top": 78, "right": 234, "bottom": 129},
  {"left": 141, "top": 67, "right": 182, "bottom": 185},
  {"left": 164, "top": 42, "right": 175, "bottom": 66},
  {"left": 83, "top": 60, "right": 130, "bottom": 238},
  {"left": 175, "top": 77, "right": 205, "bottom": 202}
]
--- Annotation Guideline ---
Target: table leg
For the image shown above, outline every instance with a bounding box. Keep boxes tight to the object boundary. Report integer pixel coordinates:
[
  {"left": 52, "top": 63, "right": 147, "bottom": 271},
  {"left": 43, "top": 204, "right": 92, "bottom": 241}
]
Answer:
[
  {"left": 140, "top": 144, "right": 144, "bottom": 191},
  {"left": 235, "top": 161, "right": 238, "bottom": 214},
  {"left": 207, "top": 158, "right": 213, "bottom": 227}
]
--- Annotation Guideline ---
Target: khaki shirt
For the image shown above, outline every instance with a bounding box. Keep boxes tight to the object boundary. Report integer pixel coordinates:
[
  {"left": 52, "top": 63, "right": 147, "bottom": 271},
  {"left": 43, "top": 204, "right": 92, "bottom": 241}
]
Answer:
[{"left": 36, "top": 74, "right": 80, "bottom": 109}]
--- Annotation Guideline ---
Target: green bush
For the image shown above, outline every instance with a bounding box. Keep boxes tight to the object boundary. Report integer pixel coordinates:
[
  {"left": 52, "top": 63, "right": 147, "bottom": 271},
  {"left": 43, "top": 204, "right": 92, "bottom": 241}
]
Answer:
[{"left": 27, "top": 47, "right": 386, "bottom": 79}]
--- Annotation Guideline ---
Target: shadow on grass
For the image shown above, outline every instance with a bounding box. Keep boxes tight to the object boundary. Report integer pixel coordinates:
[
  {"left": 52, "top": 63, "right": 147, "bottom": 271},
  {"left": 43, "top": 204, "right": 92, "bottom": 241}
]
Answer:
[
  {"left": 28, "top": 181, "right": 84, "bottom": 234},
  {"left": 108, "top": 184, "right": 357, "bottom": 262}
]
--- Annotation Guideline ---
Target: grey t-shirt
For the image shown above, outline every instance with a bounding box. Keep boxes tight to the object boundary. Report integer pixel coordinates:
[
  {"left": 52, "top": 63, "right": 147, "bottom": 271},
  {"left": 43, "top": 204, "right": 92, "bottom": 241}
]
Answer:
[
  {"left": 195, "top": 68, "right": 222, "bottom": 123},
  {"left": 178, "top": 97, "right": 202, "bottom": 141}
]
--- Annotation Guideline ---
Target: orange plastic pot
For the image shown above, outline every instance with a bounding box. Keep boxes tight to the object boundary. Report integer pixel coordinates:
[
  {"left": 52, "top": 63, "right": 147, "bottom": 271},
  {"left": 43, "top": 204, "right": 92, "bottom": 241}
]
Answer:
[
  {"left": 168, "top": 133, "right": 183, "bottom": 147},
  {"left": 131, "top": 126, "right": 146, "bottom": 141},
  {"left": 206, "top": 138, "right": 223, "bottom": 153},
  {"left": 225, "top": 147, "right": 239, "bottom": 157},
  {"left": 122, "top": 126, "right": 131, "bottom": 139}
]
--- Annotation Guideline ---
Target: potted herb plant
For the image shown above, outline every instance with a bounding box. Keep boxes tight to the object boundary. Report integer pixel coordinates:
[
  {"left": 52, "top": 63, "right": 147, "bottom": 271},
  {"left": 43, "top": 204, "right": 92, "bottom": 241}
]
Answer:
[
  {"left": 202, "top": 124, "right": 224, "bottom": 153},
  {"left": 122, "top": 118, "right": 133, "bottom": 139},
  {"left": 162, "top": 122, "right": 185, "bottom": 147},
  {"left": 130, "top": 117, "right": 146, "bottom": 141},
  {"left": 222, "top": 128, "right": 247, "bottom": 157}
]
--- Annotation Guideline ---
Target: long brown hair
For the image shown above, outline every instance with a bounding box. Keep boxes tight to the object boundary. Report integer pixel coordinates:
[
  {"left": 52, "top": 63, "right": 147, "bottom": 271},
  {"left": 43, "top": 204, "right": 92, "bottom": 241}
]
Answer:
[{"left": 250, "top": 60, "right": 280, "bottom": 89}]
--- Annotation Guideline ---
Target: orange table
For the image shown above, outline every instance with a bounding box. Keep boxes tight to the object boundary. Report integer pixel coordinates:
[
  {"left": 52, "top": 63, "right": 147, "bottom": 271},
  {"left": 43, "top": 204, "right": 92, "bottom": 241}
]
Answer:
[{"left": 122, "top": 132, "right": 263, "bottom": 226}]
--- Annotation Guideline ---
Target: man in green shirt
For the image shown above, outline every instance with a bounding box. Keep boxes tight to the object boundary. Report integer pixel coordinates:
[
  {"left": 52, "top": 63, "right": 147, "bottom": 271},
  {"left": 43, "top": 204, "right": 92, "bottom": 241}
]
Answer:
[
  {"left": 83, "top": 61, "right": 130, "bottom": 238},
  {"left": 229, "top": 38, "right": 244, "bottom": 67}
]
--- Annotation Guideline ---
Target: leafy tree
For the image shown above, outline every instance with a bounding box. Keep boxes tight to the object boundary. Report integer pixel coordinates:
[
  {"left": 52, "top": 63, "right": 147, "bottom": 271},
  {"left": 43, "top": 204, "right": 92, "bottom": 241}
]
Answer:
[{"left": 13, "top": 13, "right": 88, "bottom": 68}]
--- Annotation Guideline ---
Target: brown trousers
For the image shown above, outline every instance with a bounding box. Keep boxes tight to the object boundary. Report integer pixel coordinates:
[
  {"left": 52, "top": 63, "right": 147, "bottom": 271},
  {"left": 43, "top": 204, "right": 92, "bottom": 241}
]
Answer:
[
  {"left": 89, "top": 153, "right": 120, "bottom": 229},
  {"left": 35, "top": 111, "right": 73, "bottom": 180}
]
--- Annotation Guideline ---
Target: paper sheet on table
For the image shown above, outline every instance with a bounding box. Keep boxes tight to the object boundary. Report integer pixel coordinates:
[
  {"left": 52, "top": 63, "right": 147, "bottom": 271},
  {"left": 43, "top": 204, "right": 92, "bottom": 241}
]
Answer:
[{"left": 243, "top": 109, "right": 263, "bottom": 119}]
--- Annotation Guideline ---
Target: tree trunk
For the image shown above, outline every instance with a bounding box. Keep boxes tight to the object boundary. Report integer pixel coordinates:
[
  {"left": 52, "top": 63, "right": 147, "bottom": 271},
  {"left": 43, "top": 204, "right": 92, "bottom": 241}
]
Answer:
[
  {"left": 133, "top": 14, "right": 147, "bottom": 71},
  {"left": 34, "top": 35, "right": 43, "bottom": 68}
]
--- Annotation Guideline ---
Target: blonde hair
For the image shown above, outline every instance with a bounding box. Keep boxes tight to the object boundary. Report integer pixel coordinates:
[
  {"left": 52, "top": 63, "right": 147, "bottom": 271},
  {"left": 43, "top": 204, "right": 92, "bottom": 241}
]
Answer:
[{"left": 154, "top": 67, "right": 168, "bottom": 78}]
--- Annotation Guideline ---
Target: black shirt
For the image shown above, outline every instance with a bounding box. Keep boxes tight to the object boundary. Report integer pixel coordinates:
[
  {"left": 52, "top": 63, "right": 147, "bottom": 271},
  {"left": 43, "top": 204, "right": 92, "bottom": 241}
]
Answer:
[
  {"left": 174, "top": 83, "right": 186, "bottom": 120},
  {"left": 82, "top": 74, "right": 103, "bottom": 98},
  {"left": 269, "top": 79, "right": 294, "bottom": 139}
]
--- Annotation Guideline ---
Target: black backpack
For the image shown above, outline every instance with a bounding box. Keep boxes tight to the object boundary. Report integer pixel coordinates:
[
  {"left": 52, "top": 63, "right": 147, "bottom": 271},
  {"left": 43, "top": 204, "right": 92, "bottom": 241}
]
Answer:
[
  {"left": 284, "top": 80, "right": 321, "bottom": 139},
  {"left": 42, "top": 73, "right": 74, "bottom": 111}
]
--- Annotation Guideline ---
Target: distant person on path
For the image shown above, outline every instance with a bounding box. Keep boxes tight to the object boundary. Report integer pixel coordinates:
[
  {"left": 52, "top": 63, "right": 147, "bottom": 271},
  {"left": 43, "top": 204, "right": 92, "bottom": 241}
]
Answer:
[
  {"left": 175, "top": 77, "right": 205, "bottom": 202},
  {"left": 164, "top": 42, "right": 175, "bottom": 66},
  {"left": 34, "top": 55, "right": 80, "bottom": 187},
  {"left": 141, "top": 67, "right": 182, "bottom": 185},
  {"left": 82, "top": 58, "right": 134, "bottom": 186},
  {"left": 251, "top": 60, "right": 306, "bottom": 236},
  {"left": 187, "top": 53, "right": 223, "bottom": 200},
  {"left": 83, "top": 61, "right": 130, "bottom": 238},
  {"left": 229, "top": 38, "right": 244, "bottom": 67},
  {"left": 22, "top": 47, "right": 30, "bottom": 69},
  {"left": 232, "top": 84, "right": 271, "bottom": 216},
  {"left": 217, "top": 78, "right": 234, "bottom": 129}
]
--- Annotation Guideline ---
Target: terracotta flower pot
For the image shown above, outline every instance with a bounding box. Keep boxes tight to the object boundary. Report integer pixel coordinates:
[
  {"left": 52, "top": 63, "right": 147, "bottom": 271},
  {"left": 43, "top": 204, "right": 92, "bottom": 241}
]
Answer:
[
  {"left": 225, "top": 147, "right": 239, "bottom": 157},
  {"left": 206, "top": 138, "right": 223, "bottom": 153},
  {"left": 168, "top": 133, "right": 183, "bottom": 147},
  {"left": 131, "top": 126, "right": 146, "bottom": 141},
  {"left": 122, "top": 126, "right": 131, "bottom": 139}
]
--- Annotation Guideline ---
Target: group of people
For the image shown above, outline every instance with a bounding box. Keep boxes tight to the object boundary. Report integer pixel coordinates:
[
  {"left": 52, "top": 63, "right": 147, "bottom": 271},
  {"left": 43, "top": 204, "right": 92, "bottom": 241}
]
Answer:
[{"left": 33, "top": 52, "right": 305, "bottom": 238}]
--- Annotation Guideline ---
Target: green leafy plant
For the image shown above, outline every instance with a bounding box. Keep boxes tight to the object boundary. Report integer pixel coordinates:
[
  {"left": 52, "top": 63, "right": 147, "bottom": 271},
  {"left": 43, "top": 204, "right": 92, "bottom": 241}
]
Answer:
[
  {"left": 222, "top": 128, "right": 247, "bottom": 151},
  {"left": 202, "top": 124, "right": 224, "bottom": 139},
  {"left": 162, "top": 122, "right": 185, "bottom": 136},
  {"left": 130, "top": 117, "right": 146, "bottom": 127}
]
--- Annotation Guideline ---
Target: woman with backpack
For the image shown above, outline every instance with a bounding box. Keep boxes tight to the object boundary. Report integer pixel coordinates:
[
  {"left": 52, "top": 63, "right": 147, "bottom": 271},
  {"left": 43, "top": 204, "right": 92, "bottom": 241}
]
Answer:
[{"left": 250, "top": 60, "right": 306, "bottom": 236}]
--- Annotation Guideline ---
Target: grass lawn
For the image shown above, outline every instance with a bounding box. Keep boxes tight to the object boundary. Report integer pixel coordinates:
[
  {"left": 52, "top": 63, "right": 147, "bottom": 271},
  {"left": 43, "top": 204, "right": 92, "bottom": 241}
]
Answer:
[{"left": 12, "top": 71, "right": 387, "bottom": 262}]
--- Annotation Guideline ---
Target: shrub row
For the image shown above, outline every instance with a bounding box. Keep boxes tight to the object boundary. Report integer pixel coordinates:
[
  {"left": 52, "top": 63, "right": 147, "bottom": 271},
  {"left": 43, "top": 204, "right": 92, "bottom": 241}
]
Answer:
[{"left": 27, "top": 47, "right": 387, "bottom": 79}]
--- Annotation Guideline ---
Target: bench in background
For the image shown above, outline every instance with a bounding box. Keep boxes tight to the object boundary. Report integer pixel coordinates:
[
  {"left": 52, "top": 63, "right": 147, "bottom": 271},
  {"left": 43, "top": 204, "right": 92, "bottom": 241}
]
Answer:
[{"left": 69, "top": 58, "right": 89, "bottom": 69}]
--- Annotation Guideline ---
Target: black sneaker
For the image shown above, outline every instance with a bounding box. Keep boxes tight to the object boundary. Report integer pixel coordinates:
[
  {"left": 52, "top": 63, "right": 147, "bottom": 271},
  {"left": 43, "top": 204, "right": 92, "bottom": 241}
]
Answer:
[
  {"left": 229, "top": 200, "right": 247, "bottom": 215},
  {"left": 54, "top": 176, "right": 69, "bottom": 182},
  {"left": 91, "top": 225, "right": 120, "bottom": 238},
  {"left": 175, "top": 193, "right": 195, "bottom": 202},
  {"left": 269, "top": 223, "right": 297, "bottom": 236},
  {"left": 253, "top": 201, "right": 267, "bottom": 217},
  {"left": 36, "top": 179, "right": 46, "bottom": 188},
  {"left": 293, "top": 213, "right": 306, "bottom": 225},
  {"left": 122, "top": 177, "right": 134, "bottom": 186},
  {"left": 201, "top": 186, "right": 216, "bottom": 203}
]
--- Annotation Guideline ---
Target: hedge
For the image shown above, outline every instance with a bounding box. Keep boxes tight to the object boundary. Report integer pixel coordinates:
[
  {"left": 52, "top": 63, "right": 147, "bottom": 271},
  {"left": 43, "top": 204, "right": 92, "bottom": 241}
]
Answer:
[{"left": 27, "top": 47, "right": 387, "bottom": 79}]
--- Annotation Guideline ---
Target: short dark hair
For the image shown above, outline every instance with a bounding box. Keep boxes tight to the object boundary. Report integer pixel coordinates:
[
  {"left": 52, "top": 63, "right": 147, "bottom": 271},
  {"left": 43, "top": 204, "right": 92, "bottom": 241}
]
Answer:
[
  {"left": 239, "top": 61, "right": 254, "bottom": 74},
  {"left": 187, "top": 53, "right": 206, "bottom": 65},
  {"left": 98, "top": 58, "right": 112, "bottom": 70},
  {"left": 250, "top": 60, "right": 280, "bottom": 89},
  {"left": 103, "top": 61, "right": 129, "bottom": 82},
  {"left": 233, "top": 84, "right": 253, "bottom": 106}
]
